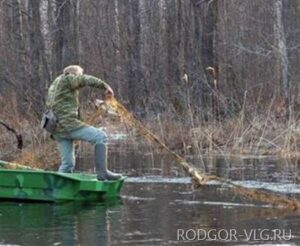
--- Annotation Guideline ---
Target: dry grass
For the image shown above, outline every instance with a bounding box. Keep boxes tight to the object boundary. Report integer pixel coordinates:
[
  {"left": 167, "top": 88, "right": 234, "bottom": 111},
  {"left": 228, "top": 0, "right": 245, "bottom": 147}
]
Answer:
[
  {"left": 133, "top": 111, "right": 300, "bottom": 158},
  {"left": 0, "top": 93, "right": 59, "bottom": 169},
  {"left": 1, "top": 93, "right": 300, "bottom": 170}
]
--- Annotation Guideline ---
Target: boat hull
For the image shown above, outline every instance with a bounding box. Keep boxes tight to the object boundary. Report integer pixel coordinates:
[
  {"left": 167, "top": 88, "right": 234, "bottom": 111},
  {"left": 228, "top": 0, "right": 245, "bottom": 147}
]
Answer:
[{"left": 0, "top": 169, "right": 125, "bottom": 202}]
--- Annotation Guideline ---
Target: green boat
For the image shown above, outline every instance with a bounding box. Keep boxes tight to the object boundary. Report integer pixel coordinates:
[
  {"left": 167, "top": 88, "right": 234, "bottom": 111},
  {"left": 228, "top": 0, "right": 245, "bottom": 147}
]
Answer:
[{"left": 0, "top": 160, "right": 125, "bottom": 202}]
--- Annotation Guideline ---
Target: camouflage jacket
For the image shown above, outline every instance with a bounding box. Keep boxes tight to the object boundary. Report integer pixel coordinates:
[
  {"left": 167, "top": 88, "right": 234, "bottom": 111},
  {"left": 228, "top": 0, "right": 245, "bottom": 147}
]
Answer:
[{"left": 46, "top": 74, "right": 109, "bottom": 134}]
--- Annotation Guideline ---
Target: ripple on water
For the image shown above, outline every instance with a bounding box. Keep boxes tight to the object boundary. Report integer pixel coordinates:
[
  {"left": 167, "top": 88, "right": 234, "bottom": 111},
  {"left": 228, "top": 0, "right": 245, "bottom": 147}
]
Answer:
[
  {"left": 121, "top": 195, "right": 156, "bottom": 201},
  {"left": 126, "top": 176, "right": 300, "bottom": 194},
  {"left": 120, "top": 238, "right": 163, "bottom": 244},
  {"left": 232, "top": 180, "right": 300, "bottom": 194},
  {"left": 235, "top": 244, "right": 297, "bottom": 246},
  {"left": 172, "top": 199, "right": 272, "bottom": 208},
  {"left": 126, "top": 176, "right": 191, "bottom": 184}
]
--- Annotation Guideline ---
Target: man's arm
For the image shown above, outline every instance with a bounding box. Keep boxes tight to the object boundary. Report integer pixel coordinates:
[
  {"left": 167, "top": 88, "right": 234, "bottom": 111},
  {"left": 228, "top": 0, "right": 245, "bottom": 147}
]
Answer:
[{"left": 70, "top": 74, "right": 109, "bottom": 91}]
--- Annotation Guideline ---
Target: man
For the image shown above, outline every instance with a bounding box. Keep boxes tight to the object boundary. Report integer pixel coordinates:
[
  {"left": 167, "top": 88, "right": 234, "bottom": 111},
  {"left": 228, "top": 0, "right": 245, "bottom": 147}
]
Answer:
[{"left": 46, "top": 65, "right": 122, "bottom": 180}]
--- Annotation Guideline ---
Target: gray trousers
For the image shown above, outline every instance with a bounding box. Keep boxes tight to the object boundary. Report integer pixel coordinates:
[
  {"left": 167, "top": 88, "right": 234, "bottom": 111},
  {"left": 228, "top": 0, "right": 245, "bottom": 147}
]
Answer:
[{"left": 54, "top": 126, "right": 108, "bottom": 172}]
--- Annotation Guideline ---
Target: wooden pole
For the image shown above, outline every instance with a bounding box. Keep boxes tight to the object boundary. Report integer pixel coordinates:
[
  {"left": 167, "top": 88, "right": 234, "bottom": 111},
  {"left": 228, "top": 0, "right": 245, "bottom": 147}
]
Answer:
[{"left": 0, "top": 160, "right": 40, "bottom": 170}]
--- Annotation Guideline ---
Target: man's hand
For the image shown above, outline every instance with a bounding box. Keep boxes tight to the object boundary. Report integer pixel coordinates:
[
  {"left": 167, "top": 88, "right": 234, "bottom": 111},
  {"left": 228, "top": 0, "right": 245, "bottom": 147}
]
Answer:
[
  {"left": 95, "top": 99, "right": 105, "bottom": 108},
  {"left": 105, "top": 86, "right": 114, "bottom": 99}
]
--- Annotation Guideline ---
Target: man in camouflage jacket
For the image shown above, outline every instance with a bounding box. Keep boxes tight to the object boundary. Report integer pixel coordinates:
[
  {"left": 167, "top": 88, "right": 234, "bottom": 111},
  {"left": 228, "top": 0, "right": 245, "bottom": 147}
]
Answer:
[{"left": 46, "top": 65, "right": 122, "bottom": 180}]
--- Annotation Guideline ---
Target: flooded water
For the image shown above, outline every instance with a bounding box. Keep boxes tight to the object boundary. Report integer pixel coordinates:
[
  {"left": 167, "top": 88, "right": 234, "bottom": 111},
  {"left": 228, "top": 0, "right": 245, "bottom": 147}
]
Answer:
[{"left": 1, "top": 149, "right": 300, "bottom": 245}]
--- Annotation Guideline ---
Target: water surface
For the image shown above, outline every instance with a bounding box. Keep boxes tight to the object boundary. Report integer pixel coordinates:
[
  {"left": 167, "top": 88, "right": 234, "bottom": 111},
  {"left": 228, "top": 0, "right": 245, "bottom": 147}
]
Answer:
[{"left": 0, "top": 151, "right": 300, "bottom": 245}]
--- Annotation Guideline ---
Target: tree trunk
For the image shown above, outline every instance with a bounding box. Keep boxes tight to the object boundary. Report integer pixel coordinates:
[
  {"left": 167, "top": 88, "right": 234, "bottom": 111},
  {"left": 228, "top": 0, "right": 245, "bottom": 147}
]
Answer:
[
  {"left": 27, "top": 0, "right": 52, "bottom": 115},
  {"left": 11, "top": 0, "right": 27, "bottom": 114},
  {"left": 274, "top": 0, "right": 290, "bottom": 119},
  {"left": 54, "top": 0, "right": 79, "bottom": 74}
]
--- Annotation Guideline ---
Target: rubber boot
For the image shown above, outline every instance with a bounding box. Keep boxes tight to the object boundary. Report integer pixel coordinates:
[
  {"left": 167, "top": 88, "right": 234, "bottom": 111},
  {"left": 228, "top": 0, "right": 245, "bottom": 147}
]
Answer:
[{"left": 95, "top": 143, "right": 122, "bottom": 180}]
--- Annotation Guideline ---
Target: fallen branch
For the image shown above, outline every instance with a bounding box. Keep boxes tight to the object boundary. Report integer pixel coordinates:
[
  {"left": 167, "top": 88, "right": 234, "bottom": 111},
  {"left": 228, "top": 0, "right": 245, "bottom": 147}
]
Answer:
[
  {"left": 0, "top": 120, "right": 23, "bottom": 150},
  {"left": 104, "top": 97, "right": 300, "bottom": 210}
]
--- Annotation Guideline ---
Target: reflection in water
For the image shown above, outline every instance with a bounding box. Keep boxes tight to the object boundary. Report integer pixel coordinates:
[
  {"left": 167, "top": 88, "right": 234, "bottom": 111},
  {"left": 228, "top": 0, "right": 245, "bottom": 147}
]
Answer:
[
  {"left": 0, "top": 200, "right": 121, "bottom": 245},
  {"left": 1, "top": 150, "right": 300, "bottom": 245}
]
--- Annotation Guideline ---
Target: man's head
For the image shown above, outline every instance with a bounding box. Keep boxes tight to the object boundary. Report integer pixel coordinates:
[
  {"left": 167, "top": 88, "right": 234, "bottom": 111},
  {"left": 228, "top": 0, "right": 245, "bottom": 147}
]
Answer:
[{"left": 63, "top": 65, "right": 84, "bottom": 76}]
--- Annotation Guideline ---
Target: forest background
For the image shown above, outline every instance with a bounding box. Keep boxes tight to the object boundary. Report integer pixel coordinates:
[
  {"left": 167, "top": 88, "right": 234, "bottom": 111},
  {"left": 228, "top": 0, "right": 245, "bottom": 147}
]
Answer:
[{"left": 1, "top": 0, "right": 300, "bottom": 166}]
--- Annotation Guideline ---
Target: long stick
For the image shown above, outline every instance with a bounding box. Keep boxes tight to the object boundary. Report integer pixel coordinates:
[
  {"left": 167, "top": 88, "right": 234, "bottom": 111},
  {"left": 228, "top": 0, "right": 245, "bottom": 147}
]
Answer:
[
  {"left": 104, "top": 97, "right": 300, "bottom": 210},
  {"left": 0, "top": 160, "right": 40, "bottom": 170}
]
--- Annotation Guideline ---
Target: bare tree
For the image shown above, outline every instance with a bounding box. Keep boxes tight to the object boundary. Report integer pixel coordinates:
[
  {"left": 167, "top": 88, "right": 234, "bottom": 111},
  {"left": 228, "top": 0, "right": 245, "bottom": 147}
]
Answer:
[
  {"left": 274, "top": 0, "right": 290, "bottom": 118},
  {"left": 1, "top": 0, "right": 300, "bottom": 123}
]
